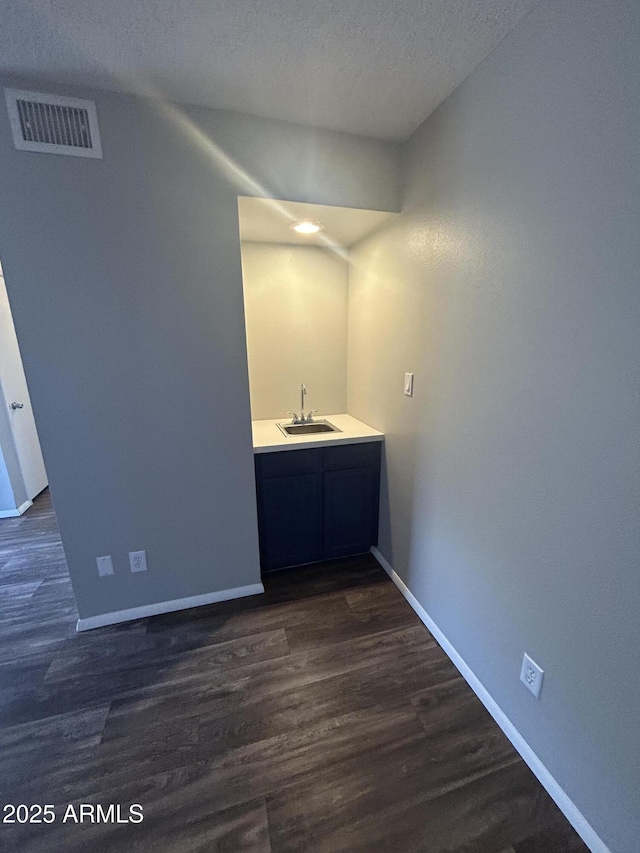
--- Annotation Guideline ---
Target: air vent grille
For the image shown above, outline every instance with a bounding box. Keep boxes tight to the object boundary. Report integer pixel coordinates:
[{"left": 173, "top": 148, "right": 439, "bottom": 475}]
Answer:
[
  {"left": 17, "top": 99, "right": 93, "bottom": 149},
  {"left": 5, "top": 89, "right": 103, "bottom": 158}
]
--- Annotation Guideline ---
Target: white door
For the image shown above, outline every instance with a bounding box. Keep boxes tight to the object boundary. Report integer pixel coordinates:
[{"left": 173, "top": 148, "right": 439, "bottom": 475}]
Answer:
[{"left": 0, "top": 266, "right": 48, "bottom": 501}]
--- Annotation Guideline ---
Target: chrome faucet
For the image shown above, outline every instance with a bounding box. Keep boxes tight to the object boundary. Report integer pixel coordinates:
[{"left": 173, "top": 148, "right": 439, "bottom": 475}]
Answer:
[{"left": 287, "top": 384, "right": 318, "bottom": 424}]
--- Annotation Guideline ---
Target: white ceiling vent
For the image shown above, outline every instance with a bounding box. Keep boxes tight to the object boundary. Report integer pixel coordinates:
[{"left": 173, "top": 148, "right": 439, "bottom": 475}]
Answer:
[{"left": 4, "top": 88, "right": 102, "bottom": 158}]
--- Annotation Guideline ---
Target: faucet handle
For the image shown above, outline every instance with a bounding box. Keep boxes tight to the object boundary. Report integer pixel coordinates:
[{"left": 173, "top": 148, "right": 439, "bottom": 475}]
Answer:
[
  {"left": 306, "top": 410, "right": 318, "bottom": 423},
  {"left": 286, "top": 411, "right": 300, "bottom": 424}
]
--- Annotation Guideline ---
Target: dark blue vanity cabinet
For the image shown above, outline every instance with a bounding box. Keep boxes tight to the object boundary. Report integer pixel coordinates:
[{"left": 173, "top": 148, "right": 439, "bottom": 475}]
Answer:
[{"left": 254, "top": 442, "right": 381, "bottom": 571}]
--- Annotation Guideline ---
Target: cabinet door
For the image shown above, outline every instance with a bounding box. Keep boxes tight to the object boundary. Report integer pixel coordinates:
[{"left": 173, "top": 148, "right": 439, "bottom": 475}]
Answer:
[
  {"left": 258, "top": 473, "right": 322, "bottom": 571},
  {"left": 323, "top": 467, "right": 375, "bottom": 559}
]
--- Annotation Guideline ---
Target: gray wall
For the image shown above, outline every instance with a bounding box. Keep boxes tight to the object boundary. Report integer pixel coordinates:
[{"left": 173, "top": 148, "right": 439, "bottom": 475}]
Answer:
[
  {"left": 347, "top": 1, "right": 640, "bottom": 850},
  {"left": 0, "top": 82, "right": 400, "bottom": 618},
  {"left": 241, "top": 242, "right": 349, "bottom": 420}
]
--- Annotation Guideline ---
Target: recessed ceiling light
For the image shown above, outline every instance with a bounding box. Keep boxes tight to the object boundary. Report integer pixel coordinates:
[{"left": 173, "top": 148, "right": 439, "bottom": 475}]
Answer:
[{"left": 290, "top": 219, "right": 324, "bottom": 235}]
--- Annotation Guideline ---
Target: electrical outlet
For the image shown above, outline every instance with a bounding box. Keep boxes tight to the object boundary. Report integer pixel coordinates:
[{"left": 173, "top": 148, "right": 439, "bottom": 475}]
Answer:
[
  {"left": 96, "top": 555, "right": 114, "bottom": 577},
  {"left": 520, "top": 653, "right": 544, "bottom": 698},
  {"left": 129, "top": 550, "right": 147, "bottom": 573},
  {"left": 404, "top": 372, "right": 414, "bottom": 397}
]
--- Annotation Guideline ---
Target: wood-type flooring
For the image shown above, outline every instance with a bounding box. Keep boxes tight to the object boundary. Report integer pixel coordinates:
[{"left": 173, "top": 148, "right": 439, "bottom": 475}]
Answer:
[{"left": 0, "top": 490, "right": 589, "bottom": 852}]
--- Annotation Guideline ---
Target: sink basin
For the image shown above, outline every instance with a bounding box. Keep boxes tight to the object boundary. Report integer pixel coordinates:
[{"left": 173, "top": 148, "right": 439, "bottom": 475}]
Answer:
[{"left": 277, "top": 419, "right": 342, "bottom": 437}]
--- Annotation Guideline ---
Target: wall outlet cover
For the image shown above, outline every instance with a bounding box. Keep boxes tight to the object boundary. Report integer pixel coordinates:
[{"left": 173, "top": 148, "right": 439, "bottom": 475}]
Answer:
[
  {"left": 129, "top": 550, "right": 148, "bottom": 573},
  {"left": 96, "top": 555, "right": 114, "bottom": 577},
  {"left": 520, "top": 652, "right": 544, "bottom": 699}
]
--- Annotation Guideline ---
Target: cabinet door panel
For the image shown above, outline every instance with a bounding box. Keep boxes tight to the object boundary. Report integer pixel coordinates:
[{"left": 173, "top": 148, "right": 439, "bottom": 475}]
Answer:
[
  {"left": 259, "top": 474, "right": 322, "bottom": 570},
  {"left": 323, "top": 467, "right": 375, "bottom": 559}
]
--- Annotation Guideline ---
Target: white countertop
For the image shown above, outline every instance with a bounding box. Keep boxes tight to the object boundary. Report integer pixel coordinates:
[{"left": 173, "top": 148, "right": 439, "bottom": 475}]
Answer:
[{"left": 252, "top": 413, "right": 384, "bottom": 453}]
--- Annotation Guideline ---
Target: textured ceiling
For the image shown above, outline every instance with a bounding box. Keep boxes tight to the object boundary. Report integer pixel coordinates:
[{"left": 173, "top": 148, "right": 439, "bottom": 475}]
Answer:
[
  {"left": 0, "top": 0, "right": 539, "bottom": 140},
  {"left": 238, "top": 197, "right": 396, "bottom": 247}
]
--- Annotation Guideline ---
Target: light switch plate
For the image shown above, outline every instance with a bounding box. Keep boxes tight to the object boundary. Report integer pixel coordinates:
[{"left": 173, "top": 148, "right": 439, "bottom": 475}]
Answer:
[
  {"left": 404, "top": 372, "right": 414, "bottom": 397},
  {"left": 96, "top": 555, "right": 114, "bottom": 577}
]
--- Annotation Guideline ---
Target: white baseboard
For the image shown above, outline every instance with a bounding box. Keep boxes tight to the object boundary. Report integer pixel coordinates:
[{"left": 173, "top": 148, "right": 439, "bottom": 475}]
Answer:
[
  {"left": 0, "top": 499, "right": 32, "bottom": 518},
  {"left": 370, "top": 546, "right": 610, "bottom": 853},
  {"left": 76, "top": 582, "right": 265, "bottom": 632}
]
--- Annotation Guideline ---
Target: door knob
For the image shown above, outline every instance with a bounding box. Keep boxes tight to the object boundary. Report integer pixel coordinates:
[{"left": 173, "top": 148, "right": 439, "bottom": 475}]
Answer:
[{"left": 10, "top": 402, "right": 24, "bottom": 410}]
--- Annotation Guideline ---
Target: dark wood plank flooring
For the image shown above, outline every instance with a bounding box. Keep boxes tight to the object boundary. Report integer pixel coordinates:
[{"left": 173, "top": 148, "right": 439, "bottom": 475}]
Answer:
[{"left": 0, "top": 490, "right": 589, "bottom": 852}]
